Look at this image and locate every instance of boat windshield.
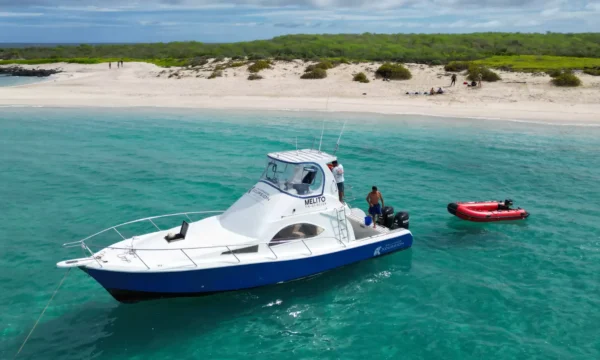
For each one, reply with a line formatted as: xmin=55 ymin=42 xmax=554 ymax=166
xmin=260 ymin=158 xmax=324 ymax=197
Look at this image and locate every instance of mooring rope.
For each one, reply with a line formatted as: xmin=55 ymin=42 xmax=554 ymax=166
xmin=14 ymin=268 xmax=71 ymax=358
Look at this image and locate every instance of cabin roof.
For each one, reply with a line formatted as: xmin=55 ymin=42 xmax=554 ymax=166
xmin=267 ymin=149 xmax=337 ymax=164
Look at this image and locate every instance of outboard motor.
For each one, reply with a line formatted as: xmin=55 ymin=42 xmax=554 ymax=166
xmin=379 ymin=206 xmax=395 ymax=227
xmin=498 ymin=199 xmax=514 ymax=210
xmin=392 ymin=212 xmax=410 ymax=229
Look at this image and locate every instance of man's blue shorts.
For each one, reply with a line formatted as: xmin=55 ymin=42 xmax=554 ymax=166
xmin=369 ymin=203 xmax=382 ymax=216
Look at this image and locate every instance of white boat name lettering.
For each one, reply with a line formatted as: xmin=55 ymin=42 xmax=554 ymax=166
xmin=374 ymin=240 xmax=405 ymax=256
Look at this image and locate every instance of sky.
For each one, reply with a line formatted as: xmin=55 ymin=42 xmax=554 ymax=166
xmin=0 ymin=0 xmax=598 ymax=43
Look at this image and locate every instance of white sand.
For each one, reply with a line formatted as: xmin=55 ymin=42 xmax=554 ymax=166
xmin=1 ymin=61 xmax=600 ymax=125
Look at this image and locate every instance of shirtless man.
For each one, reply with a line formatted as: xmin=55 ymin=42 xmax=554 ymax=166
xmin=366 ymin=186 xmax=384 ymax=228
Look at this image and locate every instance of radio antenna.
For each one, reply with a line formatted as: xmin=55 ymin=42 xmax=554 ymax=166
xmin=318 ymin=118 xmax=325 ymax=152
xmin=333 ymin=120 xmax=347 ymax=155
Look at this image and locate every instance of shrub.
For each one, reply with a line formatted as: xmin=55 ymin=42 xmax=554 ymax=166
xmin=546 ymin=69 xmax=562 ymax=78
xmin=247 ymin=53 xmax=268 ymax=60
xmin=248 ymin=60 xmax=271 ymax=73
xmin=353 ymin=72 xmax=370 ymax=83
xmin=583 ymin=68 xmax=600 ymax=76
xmin=551 ymin=72 xmax=581 ymax=87
xmin=208 ymin=70 xmax=222 ymax=79
xmin=228 ymin=61 xmax=246 ymax=68
xmin=467 ymin=64 xmax=501 ymax=82
xmin=187 ymin=57 xmax=209 ymax=67
xmin=248 ymin=74 xmax=263 ymax=80
xmin=212 ymin=55 xmax=225 ymax=63
xmin=274 ymin=55 xmax=294 ymax=61
xmin=375 ymin=63 xmax=412 ymax=80
xmin=444 ymin=61 xmax=470 ymax=72
xmin=301 ymin=68 xmax=327 ymax=79
xmin=305 ymin=61 xmax=334 ymax=72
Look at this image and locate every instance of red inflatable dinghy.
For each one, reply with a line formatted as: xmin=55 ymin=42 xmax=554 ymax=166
xmin=447 ymin=199 xmax=529 ymax=222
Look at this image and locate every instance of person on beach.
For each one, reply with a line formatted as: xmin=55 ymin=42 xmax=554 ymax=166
xmin=478 ymin=73 xmax=483 ymax=87
xmin=437 ymin=87 xmax=444 ymax=94
xmin=109 ymin=62 xmax=111 ymax=69
xmin=430 ymin=87 xmax=435 ymax=95
xmin=117 ymin=61 xmax=120 ymax=69
xmin=366 ymin=186 xmax=384 ymax=228
xmin=331 ymin=160 xmax=345 ymax=203
xmin=451 ymin=73 xmax=457 ymax=86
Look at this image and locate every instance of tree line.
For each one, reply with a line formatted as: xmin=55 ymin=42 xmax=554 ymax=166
xmin=1 ymin=33 xmax=599 ymax=64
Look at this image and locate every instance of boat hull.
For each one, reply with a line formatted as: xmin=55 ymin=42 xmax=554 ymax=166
xmin=84 ymin=232 xmax=413 ymax=303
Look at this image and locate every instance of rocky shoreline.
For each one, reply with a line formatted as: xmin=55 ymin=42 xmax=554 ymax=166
xmin=0 ymin=66 xmax=62 ymax=77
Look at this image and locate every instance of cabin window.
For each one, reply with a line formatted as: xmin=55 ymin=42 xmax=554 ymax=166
xmin=270 ymin=223 xmax=325 ymax=246
xmin=260 ymin=159 xmax=324 ymax=197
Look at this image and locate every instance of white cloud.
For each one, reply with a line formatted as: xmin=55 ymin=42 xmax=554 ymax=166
xmin=586 ymin=2 xmax=600 ymax=10
xmin=0 ymin=12 xmax=43 ymax=17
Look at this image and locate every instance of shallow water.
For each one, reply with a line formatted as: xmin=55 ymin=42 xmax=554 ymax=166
xmin=1 ymin=108 xmax=599 ymax=360
xmin=0 ymin=75 xmax=47 ymax=87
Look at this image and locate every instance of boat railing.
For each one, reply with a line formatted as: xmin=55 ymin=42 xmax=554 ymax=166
xmin=70 ymin=235 xmax=355 ymax=270
xmin=60 ymin=210 xmax=396 ymax=271
xmin=62 ymin=211 xmax=226 ymax=249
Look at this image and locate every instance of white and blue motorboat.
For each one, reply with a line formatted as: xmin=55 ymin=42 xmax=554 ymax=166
xmin=57 ymin=149 xmax=413 ymax=302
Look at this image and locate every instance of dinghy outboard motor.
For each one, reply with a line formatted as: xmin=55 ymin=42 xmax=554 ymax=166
xmin=498 ymin=199 xmax=514 ymax=210
xmin=379 ymin=206 xmax=395 ymax=227
xmin=392 ymin=212 xmax=410 ymax=229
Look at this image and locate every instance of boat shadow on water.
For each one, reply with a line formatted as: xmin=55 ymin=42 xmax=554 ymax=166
xmin=13 ymin=250 xmax=413 ymax=359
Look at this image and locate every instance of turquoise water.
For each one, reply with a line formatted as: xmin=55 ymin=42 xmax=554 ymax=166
xmin=1 ymin=108 xmax=599 ymax=359
xmin=0 ymin=75 xmax=46 ymax=87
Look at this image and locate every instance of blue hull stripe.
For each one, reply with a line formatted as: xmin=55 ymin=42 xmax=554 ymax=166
xmin=86 ymin=233 xmax=413 ymax=295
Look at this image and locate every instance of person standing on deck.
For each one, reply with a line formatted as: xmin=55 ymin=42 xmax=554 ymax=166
xmin=331 ymin=160 xmax=345 ymax=203
xmin=366 ymin=186 xmax=384 ymax=228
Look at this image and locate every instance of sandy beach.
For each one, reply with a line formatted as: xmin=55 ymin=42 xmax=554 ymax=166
xmin=1 ymin=61 xmax=599 ymax=125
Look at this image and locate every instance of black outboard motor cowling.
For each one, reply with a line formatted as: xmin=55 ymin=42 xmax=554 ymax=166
xmin=392 ymin=212 xmax=410 ymax=229
xmin=380 ymin=206 xmax=395 ymax=228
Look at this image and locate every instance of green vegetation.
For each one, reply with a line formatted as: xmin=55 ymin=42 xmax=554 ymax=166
xmin=228 ymin=61 xmax=246 ymax=68
xmin=301 ymin=68 xmax=327 ymax=79
xmin=375 ymin=63 xmax=412 ymax=80
xmin=353 ymin=72 xmax=370 ymax=83
xmin=1 ymin=33 xmax=600 ymax=67
xmin=551 ymin=72 xmax=582 ymax=87
xmin=247 ymin=74 xmax=263 ymax=80
xmin=208 ymin=70 xmax=222 ymax=79
xmin=248 ymin=60 xmax=271 ymax=73
xmin=583 ymin=68 xmax=600 ymax=76
xmin=474 ymin=55 xmax=600 ymax=72
xmin=546 ymin=69 xmax=563 ymax=77
xmin=305 ymin=60 xmax=334 ymax=72
xmin=466 ymin=64 xmax=501 ymax=82
xmin=444 ymin=61 xmax=470 ymax=72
